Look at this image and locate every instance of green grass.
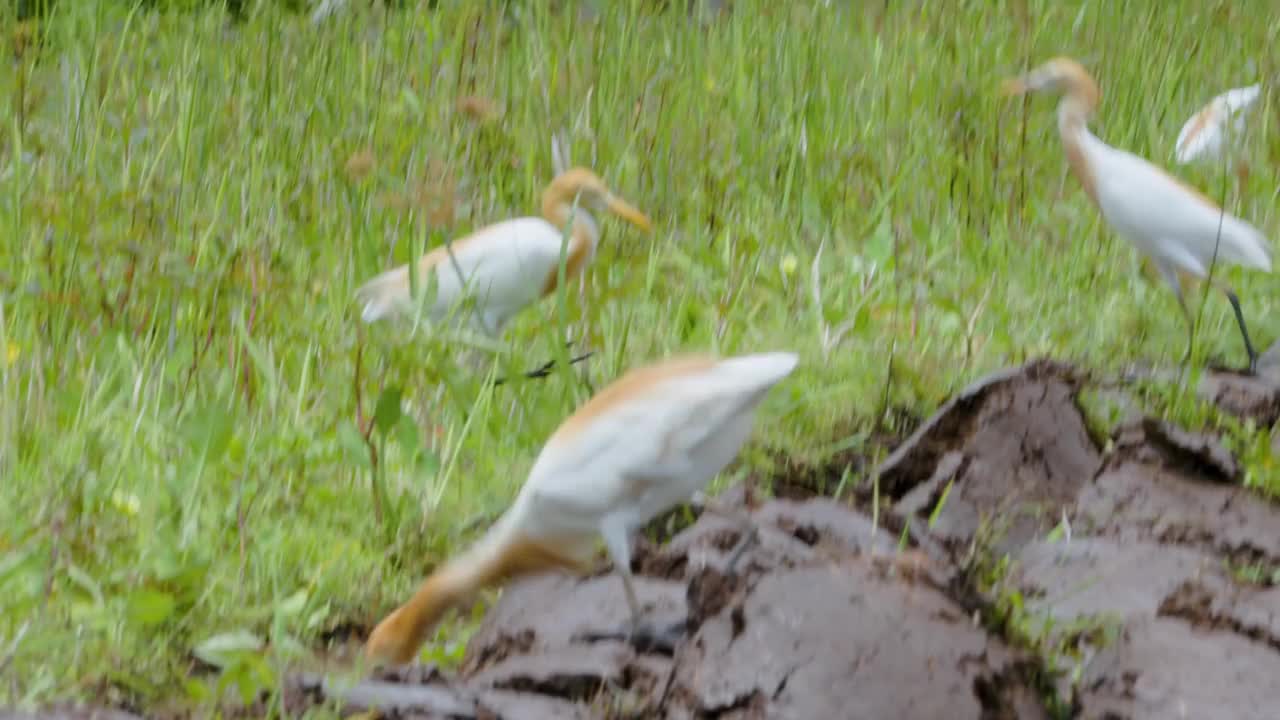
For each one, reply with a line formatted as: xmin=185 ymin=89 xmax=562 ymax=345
xmin=1 ymin=0 xmax=1278 ymax=712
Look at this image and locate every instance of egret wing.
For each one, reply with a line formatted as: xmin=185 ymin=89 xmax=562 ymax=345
xmin=519 ymin=357 xmax=795 ymax=534
xmin=434 ymin=218 xmax=565 ymax=307
xmin=1093 ymin=146 xmax=1269 ymax=270
xmin=517 ymin=394 xmax=685 ymax=534
xmin=1220 ymin=84 xmax=1262 ymax=113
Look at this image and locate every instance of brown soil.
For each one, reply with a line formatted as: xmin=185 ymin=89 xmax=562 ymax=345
xmin=11 ymin=358 xmax=1280 ymax=719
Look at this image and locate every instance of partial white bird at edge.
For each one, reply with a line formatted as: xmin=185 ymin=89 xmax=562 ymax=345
xmin=1174 ymin=83 xmax=1262 ymax=165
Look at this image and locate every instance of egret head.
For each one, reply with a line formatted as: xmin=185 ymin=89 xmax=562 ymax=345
xmin=1001 ymin=56 xmax=1100 ymax=113
xmin=543 ymin=167 xmax=652 ymax=232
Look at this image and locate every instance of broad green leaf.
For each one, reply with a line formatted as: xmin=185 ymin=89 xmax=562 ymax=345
xmin=394 ymin=413 xmax=421 ymax=455
xmin=192 ymin=629 xmax=264 ymax=669
xmin=182 ymin=403 xmax=234 ymax=460
xmin=416 ymin=448 xmax=442 ymax=478
xmin=337 ymin=420 xmax=372 ymax=470
xmin=66 ymin=562 xmax=104 ymax=606
xmin=373 ymin=386 xmax=404 ymax=436
xmin=183 ymin=679 xmax=211 ymax=703
xmin=127 ymin=589 xmax=176 ymax=627
xmin=275 ymin=589 xmax=308 ymax=618
xmin=863 ymin=208 xmax=894 ymax=272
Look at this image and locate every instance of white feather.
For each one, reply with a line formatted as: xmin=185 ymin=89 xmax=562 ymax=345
xmin=1081 ymin=130 xmax=1272 ymax=275
xmin=1175 ymin=84 xmax=1262 ymax=164
xmin=503 ymin=352 xmax=799 ymax=541
xmin=1220 ymin=84 xmax=1263 ymax=113
xmin=355 ymin=217 xmax=577 ymax=335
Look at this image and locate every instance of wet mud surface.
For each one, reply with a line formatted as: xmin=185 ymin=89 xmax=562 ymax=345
xmin=11 ymin=358 xmax=1280 ymax=719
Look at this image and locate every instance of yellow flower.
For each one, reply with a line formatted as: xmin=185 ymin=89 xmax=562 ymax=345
xmin=779 ymin=254 xmax=799 ymax=276
xmin=4 ymin=342 xmax=17 ymax=366
xmin=111 ymin=489 xmax=141 ymax=517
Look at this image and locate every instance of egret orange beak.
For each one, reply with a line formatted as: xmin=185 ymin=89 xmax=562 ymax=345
xmin=605 ymin=195 xmax=652 ymax=232
xmin=1000 ymin=76 xmax=1030 ymax=97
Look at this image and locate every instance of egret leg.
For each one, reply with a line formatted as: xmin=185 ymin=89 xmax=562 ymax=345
xmin=491 ymin=343 xmax=595 ymax=386
xmin=1216 ymin=282 xmax=1260 ymax=374
xmin=1176 ymin=291 xmax=1196 ymax=368
xmin=573 ymin=518 xmax=687 ymax=654
xmin=1156 ymin=262 xmax=1196 ymax=367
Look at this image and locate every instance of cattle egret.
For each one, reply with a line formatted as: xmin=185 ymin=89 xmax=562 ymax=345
xmin=1002 ymin=57 xmax=1273 ymax=371
xmin=355 ymin=167 xmax=651 ymax=336
xmin=363 ymin=351 xmax=800 ymax=666
xmin=1175 ymin=83 xmax=1262 ymax=166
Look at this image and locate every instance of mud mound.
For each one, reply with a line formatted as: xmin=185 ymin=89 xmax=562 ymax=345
xmin=879 ymin=359 xmax=1280 ymax=719
xmin=1013 ymin=539 xmax=1280 ymax=718
xmin=879 ymin=359 xmax=1101 ymax=558
xmin=261 ymin=359 xmax=1280 ymax=719
xmin=12 ymin=358 xmax=1280 ymax=719
xmin=283 ymin=498 xmax=1047 ymax=718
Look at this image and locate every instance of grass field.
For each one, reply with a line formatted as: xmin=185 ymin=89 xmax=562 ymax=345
xmin=2 ymin=0 xmax=1278 ymax=713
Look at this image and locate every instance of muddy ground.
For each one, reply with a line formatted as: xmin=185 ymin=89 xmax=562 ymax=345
xmin=8 ymin=357 xmax=1280 ymax=719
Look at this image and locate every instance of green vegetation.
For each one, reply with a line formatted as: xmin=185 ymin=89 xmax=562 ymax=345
xmin=1 ymin=0 xmax=1277 ymax=712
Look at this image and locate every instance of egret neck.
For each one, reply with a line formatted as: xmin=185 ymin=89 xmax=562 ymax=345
xmin=539 ymin=185 xmax=601 ymax=296
xmin=1054 ymin=73 xmax=1101 ymax=206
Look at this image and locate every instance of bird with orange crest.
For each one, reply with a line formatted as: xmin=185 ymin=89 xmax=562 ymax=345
xmin=363 ymin=351 xmax=799 ymax=666
xmin=355 ymin=149 xmax=652 ymax=381
xmin=1003 ymin=57 xmax=1272 ymax=372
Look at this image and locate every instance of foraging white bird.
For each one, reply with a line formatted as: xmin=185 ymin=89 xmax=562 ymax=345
xmin=1002 ymin=57 xmax=1273 ymax=371
xmin=355 ymin=167 xmax=651 ymax=336
xmin=363 ymin=351 xmax=800 ymax=666
xmin=1174 ymin=83 xmax=1262 ymax=166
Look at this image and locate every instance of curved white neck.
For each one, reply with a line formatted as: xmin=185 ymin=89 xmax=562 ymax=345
xmin=547 ymin=203 xmax=600 ymax=251
xmin=1056 ymin=96 xmax=1093 ymax=138
xmin=1055 ymin=97 xmax=1102 ymax=206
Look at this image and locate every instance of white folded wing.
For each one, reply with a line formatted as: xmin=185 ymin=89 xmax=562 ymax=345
xmin=504 ymin=352 xmax=800 ymax=539
xmin=356 ymin=217 xmax=568 ymax=331
xmin=1088 ymin=135 xmax=1271 ymax=274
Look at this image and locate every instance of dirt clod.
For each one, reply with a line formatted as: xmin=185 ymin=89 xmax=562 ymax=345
xmin=880 ymin=359 xmax=1101 ymax=557
xmin=1198 ymin=370 xmax=1280 ymax=425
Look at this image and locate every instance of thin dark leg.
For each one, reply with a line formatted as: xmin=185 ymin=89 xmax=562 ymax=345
xmin=1223 ymin=288 xmax=1260 ymax=374
xmin=492 ymin=343 xmax=595 ymax=386
xmin=625 ymin=616 xmax=689 ymax=655
xmin=1174 ymin=290 xmax=1195 ymax=368
xmin=572 ymin=571 xmax=688 ymax=655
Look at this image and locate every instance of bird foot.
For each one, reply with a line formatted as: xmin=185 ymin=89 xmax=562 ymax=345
xmin=574 ymin=617 xmax=688 ymax=655
xmin=1203 ymin=354 xmax=1259 ymax=377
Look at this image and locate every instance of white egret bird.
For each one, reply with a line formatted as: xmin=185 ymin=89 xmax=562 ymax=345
xmin=1175 ymin=83 xmax=1262 ymax=166
xmin=355 ymin=167 xmax=651 ymax=336
xmin=363 ymin=351 xmax=800 ymax=666
xmin=1002 ymin=57 xmax=1273 ymax=371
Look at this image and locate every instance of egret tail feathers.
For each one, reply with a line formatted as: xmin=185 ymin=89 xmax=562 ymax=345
xmin=354 ymin=265 xmax=413 ymax=323
xmin=715 ymin=351 xmax=801 ymax=390
xmin=1215 ymin=218 xmax=1273 ymax=272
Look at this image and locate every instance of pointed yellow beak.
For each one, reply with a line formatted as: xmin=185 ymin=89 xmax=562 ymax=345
xmin=605 ymin=194 xmax=652 ymax=232
xmin=1000 ymin=77 xmax=1030 ymax=97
